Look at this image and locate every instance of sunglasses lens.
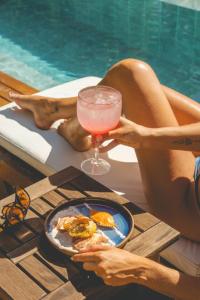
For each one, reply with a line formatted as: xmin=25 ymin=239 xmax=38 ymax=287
xmin=2 ymin=204 xmax=12 ymax=216
xmin=0 ymin=219 xmax=6 ymax=232
xmin=0 ymin=187 xmax=30 ymax=230
xmin=16 ymin=187 xmax=30 ymax=209
xmin=6 ymin=206 xmax=25 ymax=225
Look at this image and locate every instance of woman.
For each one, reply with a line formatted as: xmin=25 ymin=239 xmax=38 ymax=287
xmin=10 ymin=59 xmax=200 ymax=299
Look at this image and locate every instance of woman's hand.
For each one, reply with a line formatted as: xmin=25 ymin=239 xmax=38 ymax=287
xmin=72 ymin=245 xmax=148 ymax=286
xmin=100 ymin=117 xmax=150 ymax=152
xmin=72 ymin=246 xmax=200 ymax=300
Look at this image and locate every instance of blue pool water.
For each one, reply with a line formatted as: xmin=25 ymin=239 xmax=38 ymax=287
xmin=0 ymin=0 xmax=200 ymax=100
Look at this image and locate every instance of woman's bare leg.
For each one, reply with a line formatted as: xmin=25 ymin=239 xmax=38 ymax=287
xmin=162 ymin=85 xmax=200 ymax=125
xmin=58 ymin=118 xmax=91 ymax=152
xmin=10 ymin=70 xmax=200 ymax=153
xmin=100 ymin=59 xmax=200 ymax=241
xmin=10 ymin=76 xmax=200 ymax=127
xmin=10 ymin=93 xmax=77 ymax=129
xmin=161 ymin=86 xmax=200 ymax=157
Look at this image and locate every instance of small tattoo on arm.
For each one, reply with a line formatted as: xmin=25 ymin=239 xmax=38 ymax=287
xmin=52 ymin=103 xmax=59 ymax=113
xmin=172 ymin=138 xmax=200 ymax=146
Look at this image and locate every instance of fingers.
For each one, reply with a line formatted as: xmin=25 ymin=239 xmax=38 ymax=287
xmin=72 ymin=252 xmax=101 ymax=263
xmin=9 ymin=92 xmax=41 ymax=101
xmin=9 ymin=91 xmax=49 ymax=101
xmin=72 ymin=245 xmax=112 ymax=262
xmin=104 ymin=128 xmax=124 ymax=141
xmin=99 ymin=128 xmax=123 ymax=152
xmin=104 ymin=274 xmax=134 ymax=286
xmin=82 ymin=262 xmax=108 ymax=278
xmin=82 ymin=262 xmax=97 ymax=271
xmin=83 ymin=262 xmax=109 ymax=278
xmin=100 ymin=140 xmax=119 ymax=152
xmin=79 ymin=244 xmax=112 ymax=253
xmin=103 ymin=276 xmax=123 ymax=286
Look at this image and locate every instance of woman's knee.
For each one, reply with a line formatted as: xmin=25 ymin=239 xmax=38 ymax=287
xmin=106 ymin=58 xmax=152 ymax=83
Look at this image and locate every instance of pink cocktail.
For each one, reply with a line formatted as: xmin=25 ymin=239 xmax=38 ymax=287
xmin=77 ymin=85 xmax=122 ymax=175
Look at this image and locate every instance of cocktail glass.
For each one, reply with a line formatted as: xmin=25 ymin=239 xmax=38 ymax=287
xmin=77 ymin=85 xmax=122 ymax=175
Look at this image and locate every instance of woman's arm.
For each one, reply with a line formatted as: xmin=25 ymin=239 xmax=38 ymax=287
xmin=101 ymin=117 xmax=200 ymax=152
xmin=144 ymin=122 xmax=200 ymax=152
xmin=142 ymin=257 xmax=200 ymax=300
xmin=73 ymin=246 xmax=200 ymax=300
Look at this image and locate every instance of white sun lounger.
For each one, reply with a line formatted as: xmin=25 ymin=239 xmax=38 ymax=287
xmin=0 ymin=76 xmax=199 ymax=276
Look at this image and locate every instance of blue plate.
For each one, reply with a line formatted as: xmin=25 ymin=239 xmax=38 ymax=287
xmin=44 ymin=197 xmax=134 ymax=255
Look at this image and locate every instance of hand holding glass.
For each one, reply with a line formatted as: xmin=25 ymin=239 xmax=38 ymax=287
xmin=77 ymin=85 xmax=122 ymax=175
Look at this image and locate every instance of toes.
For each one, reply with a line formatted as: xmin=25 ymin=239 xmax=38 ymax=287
xmin=9 ymin=92 xmax=42 ymax=102
xmin=9 ymin=92 xmax=32 ymax=110
xmin=9 ymin=91 xmax=54 ymax=130
xmin=9 ymin=92 xmax=46 ymax=110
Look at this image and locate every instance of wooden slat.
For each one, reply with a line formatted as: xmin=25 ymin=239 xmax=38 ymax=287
xmin=0 ymin=166 xmax=82 ymax=208
xmin=57 ymin=182 xmax=86 ymax=200
xmin=129 ymin=227 xmax=141 ymax=239
xmin=7 ymin=237 xmax=39 ymax=264
xmin=123 ymin=201 xmax=142 ymax=214
xmin=0 ymin=180 xmax=10 ymax=199
xmin=37 ymin=234 xmax=81 ymax=282
xmin=0 ymin=82 xmax=13 ymax=101
xmin=42 ymin=281 xmax=84 ymax=300
xmin=71 ymin=174 xmax=129 ymax=205
xmin=30 ymin=198 xmax=53 ymax=217
xmin=0 ymin=252 xmax=45 ymax=300
xmin=18 ymin=254 xmax=64 ymax=292
xmin=0 ymin=71 xmax=38 ymax=95
xmin=42 ymin=190 xmax=68 ymax=207
xmin=8 ymin=235 xmax=81 ymax=283
xmin=10 ymin=223 xmax=35 ymax=243
xmin=133 ymin=212 xmax=160 ymax=231
xmin=0 ymin=160 xmax=33 ymax=187
xmin=0 ymin=287 xmax=13 ymax=300
xmin=35 ymin=252 xmax=80 ymax=282
xmin=0 ymin=148 xmax=43 ymax=181
xmin=0 ymin=231 xmax=20 ymax=253
xmin=35 ymin=252 xmax=69 ymax=281
xmin=27 ymin=166 xmax=82 ymax=200
xmin=0 ymin=96 xmax=9 ymax=106
xmin=25 ymin=209 xmax=44 ymax=234
xmin=0 ymin=145 xmax=43 ymax=183
xmin=124 ymin=222 xmax=179 ymax=257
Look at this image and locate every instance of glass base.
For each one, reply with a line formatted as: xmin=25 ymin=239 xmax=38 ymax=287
xmin=81 ymin=158 xmax=110 ymax=176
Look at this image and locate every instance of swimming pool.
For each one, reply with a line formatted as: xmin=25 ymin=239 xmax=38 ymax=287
xmin=0 ymin=0 xmax=200 ymax=100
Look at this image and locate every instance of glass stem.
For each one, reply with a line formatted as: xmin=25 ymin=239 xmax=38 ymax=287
xmin=94 ymin=145 xmax=100 ymax=163
xmin=93 ymin=135 xmax=102 ymax=164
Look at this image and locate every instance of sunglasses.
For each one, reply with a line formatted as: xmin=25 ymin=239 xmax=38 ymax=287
xmin=0 ymin=187 xmax=30 ymax=232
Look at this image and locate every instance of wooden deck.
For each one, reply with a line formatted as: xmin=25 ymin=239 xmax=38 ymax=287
xmin=0 ymin=71 xmax=44 ymax=199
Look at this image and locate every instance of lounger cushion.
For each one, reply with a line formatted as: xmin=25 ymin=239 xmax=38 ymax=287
xmin=0 ymin=76 xmax=199 ymax=276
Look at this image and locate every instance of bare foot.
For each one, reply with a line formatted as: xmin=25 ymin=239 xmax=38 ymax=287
xmin=9 ymin=92 xmax=58 ymax=129
xmin=58 ymin=117 xmax=91 ymax=152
